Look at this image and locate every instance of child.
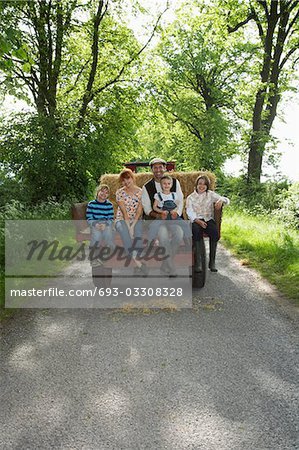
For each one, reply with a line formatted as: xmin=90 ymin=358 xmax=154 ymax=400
xmin=86 ymin=184 xmax=115 ymax=267
xmin=186 ymin=175 xmax=229 ymax=272
xmin=147 ymin=174 xmax=192 ymax=244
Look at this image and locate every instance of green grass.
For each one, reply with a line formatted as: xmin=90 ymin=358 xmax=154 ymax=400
xmin=0 ymin=200 xmax=74 ymax=317
xmin=221 ymin=209 xmax=299 ymax=304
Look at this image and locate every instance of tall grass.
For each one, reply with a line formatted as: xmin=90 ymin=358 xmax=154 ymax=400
xmin=0 ymin=200 xmax=73 ymax=313
xmin=221 ymin=209 xmax=299 ymax=303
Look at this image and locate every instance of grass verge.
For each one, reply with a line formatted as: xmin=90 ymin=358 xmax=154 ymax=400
xmin=0 ymin=200 xmax=75 ymax=319
xmin=221 ymin=209 xmax=299 ymax=305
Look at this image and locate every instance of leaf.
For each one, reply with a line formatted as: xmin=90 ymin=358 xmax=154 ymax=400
xmin=22 ymin=62 xmax=31 ymax=73
xmin=0 ymin=36 xmax=12 ymax=55
xmin=14 ymin=47 xmax=27 ymax=60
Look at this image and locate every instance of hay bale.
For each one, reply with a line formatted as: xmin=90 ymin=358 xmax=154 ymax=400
xmin=169 ymin=171 xmax=216 ymax=197
xmin=100 ymin=170 xmax=216 ymax=207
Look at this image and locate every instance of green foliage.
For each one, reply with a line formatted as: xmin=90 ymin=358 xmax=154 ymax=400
xmin=0 ymin=0 xmax=77 ymax=105
xmin=0 ymin=199 xmax=73 ymax=310
xmin=0 ymin=0 xmax=150 ymax=205
xmin=1 ymin=199 xmax=72 ymax=221
xmin=0 ymin=84 xmax=143 ymax=204
xmin=0 ymin=0 xmax=299 ymax=202
xmin=221 ymin=209 xmax=299 ymax=302
xmin=222 ymin=175 xmax=288 ymax=211
xmin=219 ymin=176 xmax=299 ymax=230
xmin=0 ymin=114 xmax=90 ymax=203
xmin=59 ymin=11 xmax=141 ymax=123
xmin=272 ymin=182 xmax=299 ymax=229
xmin=144 ymin=6 xmax=252 ymax=171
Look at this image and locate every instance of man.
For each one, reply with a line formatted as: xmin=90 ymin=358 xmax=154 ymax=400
xmin=141 ymin=158 xmax=185 ymax=275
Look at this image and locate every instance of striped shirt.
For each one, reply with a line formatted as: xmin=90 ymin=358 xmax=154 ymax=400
xmin=86 ymin=199 xmax=114 ymax=226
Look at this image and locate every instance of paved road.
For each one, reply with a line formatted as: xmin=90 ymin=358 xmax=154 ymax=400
xmin=1 ymin=245 xmax=298 ymax=449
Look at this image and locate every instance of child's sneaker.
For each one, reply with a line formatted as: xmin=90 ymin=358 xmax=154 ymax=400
xmin=90 ymin=258 xmax=103 ymax=267
xmin=133 ymin=263 xmax=149 ymax=277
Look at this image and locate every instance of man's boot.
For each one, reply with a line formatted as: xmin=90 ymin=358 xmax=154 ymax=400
xmin=160 ymin=242 xmax=172 ymax=274
xmin=169 ymin=240 xmax=182 ymax=277
xmin=209 ymin=240 xmax=218 ymax=272
xmin=194 ymin=240 xmax=202 ymax=273
xmin=183 ymin=236 xmax=192 ymax=250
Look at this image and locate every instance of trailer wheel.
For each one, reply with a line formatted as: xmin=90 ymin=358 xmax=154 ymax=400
xmin=92 ymin=266 xmax=112 ymax=288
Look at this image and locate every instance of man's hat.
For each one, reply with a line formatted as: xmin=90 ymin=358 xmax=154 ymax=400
xmin=149 ymin=157 xmax=166 ymax=167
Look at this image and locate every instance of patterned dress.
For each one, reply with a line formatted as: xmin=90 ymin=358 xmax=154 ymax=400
xmin=115 ymin=187 xmax=142 ymax=222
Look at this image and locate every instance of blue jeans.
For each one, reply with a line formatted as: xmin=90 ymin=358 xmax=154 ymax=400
xmin=90 ymin=224 xmax=115 ymax=249
xmin=156 ymin=222 xmax=184 ymax=258
xmin=115 ymin=220 xmax=143 ymax=255
xmin=148 ymin=218 xmax=191 ymax=242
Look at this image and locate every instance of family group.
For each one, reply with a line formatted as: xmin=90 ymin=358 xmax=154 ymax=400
xmin=86 ymin=158 xmax=230 ymax=276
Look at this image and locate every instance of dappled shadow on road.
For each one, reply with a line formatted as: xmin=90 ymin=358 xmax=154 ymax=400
xmin=1 ymin=293 xmax=298 ymax=450
xmin=1 ymin=246 xmax=298 ymax=449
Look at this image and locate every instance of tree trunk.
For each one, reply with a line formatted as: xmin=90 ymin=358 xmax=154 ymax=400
xmin=33 ymin=1 xmax=49 ymax=116
xmin=76 ymin=0 xmax=107 ymax=132
xmin=25 ymin=0 xmax=74 ymax=118
xmin=48 ymin=1 xmax=64 ymax=117
xmin=247 ymin=1 xmax=279 ymax=183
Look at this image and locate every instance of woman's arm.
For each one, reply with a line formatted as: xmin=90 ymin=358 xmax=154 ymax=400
xmin=116 ymin=189 xmax=130 ymax=222
xmin=117 ymin=200 xmax=130 ymax=222
xmin=132 ymin=200 xmax=144 ymax=222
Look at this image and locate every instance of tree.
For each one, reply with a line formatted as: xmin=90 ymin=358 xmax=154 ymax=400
xmin=0 ymin=0 xmax=165 ymax=128
xmin=226 ymin=0 xmax=299 ymax=182
xmin=0 ymin=0 xmax=78 ymax=117
xmin=150 ymin=10 xmax=246 ymax=172
xmin=0 ymin=0 xmax=167 ymax=201
xmin=0 ymin=80 xmax=146 ymax=203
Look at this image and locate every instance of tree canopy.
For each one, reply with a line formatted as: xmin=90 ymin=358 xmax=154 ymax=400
xmin=1 ymin=0 xmax=299 ymax=204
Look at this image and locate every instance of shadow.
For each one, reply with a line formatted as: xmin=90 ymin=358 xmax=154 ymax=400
xmin=1 ymin=289 xmax=298 ymax=449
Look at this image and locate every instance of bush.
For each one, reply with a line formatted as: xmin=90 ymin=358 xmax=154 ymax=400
xmin=0 ymin=114 xmax=94 ymax=204
xmin=219 ymin=176 xmax=289 ymax=213
xmin=271 ymin=182 xmax=299 ymax=229
xmin=0 ymin=200 xmax=73 ymax=310
xmin=0 ymin=198 xmax=72 ymax=262
xmin=221 ymin=209 xmax=299 ymax=302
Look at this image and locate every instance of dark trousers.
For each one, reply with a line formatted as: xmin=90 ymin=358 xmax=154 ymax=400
xmin=192 ymin=220 xmax=219 ymax=242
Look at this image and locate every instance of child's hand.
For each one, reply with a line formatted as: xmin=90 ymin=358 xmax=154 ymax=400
xmin=170 ymin=210 xmax=178 ymax=219
xmin=96 ymin=223 xmax=106 ymax=231
xmin=128 ymin=222 xmax=135 ymax=238
xmin=160 ymin=211 xmax=168 ymax=220
xmin=195 ymin=219 xmax=207 ymax=229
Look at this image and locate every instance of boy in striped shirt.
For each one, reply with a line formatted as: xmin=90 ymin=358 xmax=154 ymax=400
xmin=86 ymin=184 xmax=115 ymax=266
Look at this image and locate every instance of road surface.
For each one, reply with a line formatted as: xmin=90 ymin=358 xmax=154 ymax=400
xmin=1 ymin=244 xmax=298 ymax=449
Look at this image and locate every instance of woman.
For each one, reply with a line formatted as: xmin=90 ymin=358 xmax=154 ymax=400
xmin=186 ymin=175 xmax=229 ymax=272
xmin=115 ymin=168 xmax=148 ymax=276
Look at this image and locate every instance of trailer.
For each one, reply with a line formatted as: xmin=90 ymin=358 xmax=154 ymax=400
xmin=71 ymin=163 xmax=222 ymax=289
